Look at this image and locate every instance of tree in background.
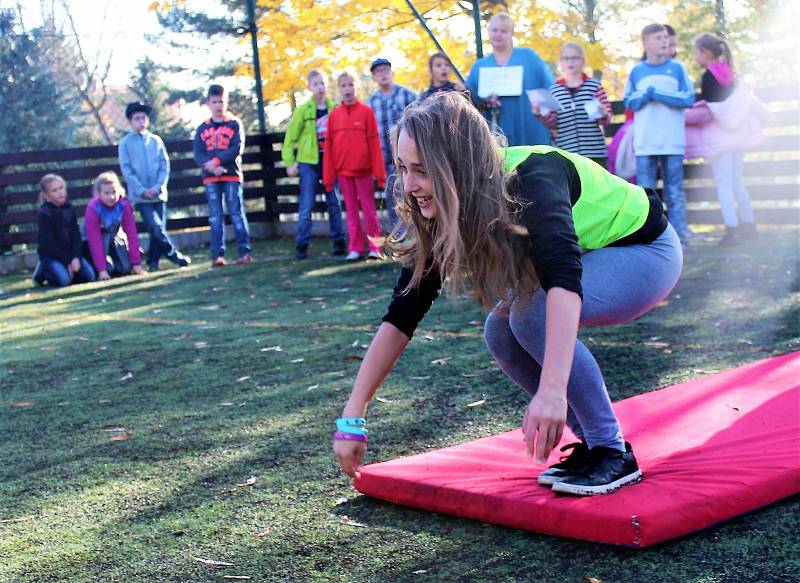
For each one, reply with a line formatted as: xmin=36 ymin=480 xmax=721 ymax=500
xmin=127 ymin=57 xmax=190 ymax=141
xmin=0 ymin=9 xmax=83 ymax=153
xmin=149 ymin=0 xmax=611 ymax=113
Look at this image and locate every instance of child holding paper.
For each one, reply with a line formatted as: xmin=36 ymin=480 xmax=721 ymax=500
xmin=533 ymin=42 xmax=611 ymax=168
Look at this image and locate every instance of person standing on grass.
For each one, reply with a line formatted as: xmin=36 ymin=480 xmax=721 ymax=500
xmin=685 ymin=33 xmax=770 ymax=246
xmin=465 ymin=12 xmax=554 ymax=147
xmin=282 ymin=70 xmax=347 ymax=260
xmin=624 ymin=23 xmax=694 ymax=247
xmin=33 ymin=174 xmax=96 ymax=287
xmin=193 ymin=84 xmax=253 ymax=267
xmin=368 ymin=58 xmax=417 ymax=235
xmin=333 ymin=93 xmax=682 ymax=496
xmin=323 ymin=72 xmax=386 ymax=261
xmin=118 ymin=101 xmax=191 ymax=272
xmin=533 ymin=42 xmax=612 ymax=168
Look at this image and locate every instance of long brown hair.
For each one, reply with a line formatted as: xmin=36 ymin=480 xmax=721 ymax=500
xmin=389 ymin=92 xmax=538 ymax=310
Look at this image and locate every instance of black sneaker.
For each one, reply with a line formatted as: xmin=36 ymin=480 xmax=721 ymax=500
xmin=551 ymin=442 xmax=642 ymax=496
xmin=331 ymin=240 xmax=346 ymax=256
xmin=296 ymin=245 xmax=308 ymax=260
xmin=719 ymin=226 xmax=742 ymax=247
xmin=537 ymin=441 xmax=589 ymax=486
xmin=168 ymin=252 xmax=191 ymax=267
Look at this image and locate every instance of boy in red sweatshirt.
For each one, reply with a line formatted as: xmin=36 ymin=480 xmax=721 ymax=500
xmin=323 ymin=72 xmax=386 ymax=260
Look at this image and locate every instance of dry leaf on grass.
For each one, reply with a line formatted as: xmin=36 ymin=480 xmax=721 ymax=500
xmin=344 ymin=354 xmax=363 ymax=361
xmin=291 ymin=358 xmax=305 ymax=363
xmin=410 ymin=376 xmax=431 ymax=381
xmin=340 ymin=515 xmax=368 ymax=527
xmin=236 ymin=376 xmax=251 ymax=382
xmin=252 ymin=528 xmax=270 ymax=538
xmin=109 ymin=432 xmax=133 ymax=442
xmin=260 ymin=346 xmax=283 ymax=352
xmin=375 ymin=396 xmax=393 ymax=403
xmin=101 ymin=427 xmax=127 ymax=433
xmin=191 ymin=556 xmax=234 ymax=568
xmin=120 ymin=371 xmax=134 ymax=381
xmin=306 ymin=384 xmax=319 ymax=391
xmin=0 ymin=516 xmax=32 ymax=523
xmin=9 ymin=402 xmax=34 ymax=408
xmin=466 ymin=399 xmax=486 ymax=408
xmin=430 ymin=357 xmax=451 ymax=366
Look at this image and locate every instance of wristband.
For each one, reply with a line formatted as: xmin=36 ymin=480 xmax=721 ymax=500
xmin=336 ymin=419 xmax=368 ymax=435
xmin=337 ymin=417 xmax=366 ymax=427
xmin=333 ymin=431 xmax=368 ymax=443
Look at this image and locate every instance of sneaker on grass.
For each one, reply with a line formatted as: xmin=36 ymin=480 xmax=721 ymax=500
xmin=537 ymin=441 xmax=589 ymax=486
xmin=345 ymin=251 xmax=362 ymax=261
xmin=551 ymin=442 xmax=642 ymax=496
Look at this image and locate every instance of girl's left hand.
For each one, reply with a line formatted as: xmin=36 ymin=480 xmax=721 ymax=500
xmin=132 ymin=265 xmax=144 ymax=275
xmin=69 ymin=258 xmax=80 ymax=275
xmin=523 ymin=390 xmax=567 ymax=464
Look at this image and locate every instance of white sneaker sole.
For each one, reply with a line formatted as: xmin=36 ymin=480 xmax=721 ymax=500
xmin=551 ymin=470 xmax=643 ymax=496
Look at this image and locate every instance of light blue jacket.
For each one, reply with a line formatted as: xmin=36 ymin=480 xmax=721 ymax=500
xmin=118 ymin=130 xmax=170 ymax=204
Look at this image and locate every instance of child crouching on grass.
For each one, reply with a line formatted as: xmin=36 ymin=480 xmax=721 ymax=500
xmin=33 ymin=174 xmax=96 ymax=287
xmin=84 ymin=171 xmax=144 ymax=281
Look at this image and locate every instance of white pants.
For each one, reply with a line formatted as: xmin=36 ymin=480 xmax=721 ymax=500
xmin=710 ymin=151 xmax=754 ymax=227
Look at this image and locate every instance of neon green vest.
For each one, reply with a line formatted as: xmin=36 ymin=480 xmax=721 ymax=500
xmin=502 ymin=145 xmax=650 ymax=249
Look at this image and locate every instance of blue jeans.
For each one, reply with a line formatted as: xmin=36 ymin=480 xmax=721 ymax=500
xmin=484 ymin=225 xmax=683 ymax=450
xmin=205 ymin=181 xmax=251 ymax=259
xmin=383 ymin=164 xmax=400 ymax=231
xmin=296 ymin=162 xmax=345 ymax=248
xmin=137 ymin=202 xmax=178 ymax=268
xmin=36 ymin=257 xmax=96 ymax=287
xmin=636 ymin=155 xmax=688 ymax=243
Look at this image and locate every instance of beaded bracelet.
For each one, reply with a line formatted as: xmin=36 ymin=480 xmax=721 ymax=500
xmin=333 ymin=430 xmax=368 ymax=443
xmin=336 ymin=419 xmax=368 ymax=435
xmin=337 ymin=417 xmax=366 ymax=427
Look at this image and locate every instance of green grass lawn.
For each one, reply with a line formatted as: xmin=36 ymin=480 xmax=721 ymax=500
xmin=1 ymin=228 xmax=798 ymax=583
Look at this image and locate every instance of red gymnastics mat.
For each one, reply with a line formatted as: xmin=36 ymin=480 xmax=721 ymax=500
xmin=354 ymin=352 xmax=800 ymax=547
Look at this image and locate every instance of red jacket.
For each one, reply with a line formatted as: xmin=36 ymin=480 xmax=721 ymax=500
xmin=322 ymin=100 xmax=385 ymax=191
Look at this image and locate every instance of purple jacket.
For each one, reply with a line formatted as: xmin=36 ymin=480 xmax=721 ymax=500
xmin=84 ymin=197 xmax=142 ymax=273
xmin=685 ymin=85 xmax=772 ymax=159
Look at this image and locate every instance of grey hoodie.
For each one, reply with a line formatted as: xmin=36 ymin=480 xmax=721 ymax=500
xmin=118 ymin=130 xmax=170 ymax=204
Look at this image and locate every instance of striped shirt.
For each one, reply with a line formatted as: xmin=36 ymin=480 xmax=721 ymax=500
xmin=541 ymin=75 xmax=610 ymax=159
xmin=369 ymin=84 xmax=417 ymax=169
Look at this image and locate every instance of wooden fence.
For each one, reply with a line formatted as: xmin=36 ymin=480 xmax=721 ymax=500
xmin=1 ymin=85 xmax=797 ymax=252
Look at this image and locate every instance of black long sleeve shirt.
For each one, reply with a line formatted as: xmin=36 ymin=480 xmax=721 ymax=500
xmin=37 ymin=201 xmax=83 ymax=265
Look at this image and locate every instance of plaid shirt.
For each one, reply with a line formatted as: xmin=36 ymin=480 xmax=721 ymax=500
xmin=369 ymin=84 xmax=417 ymax=168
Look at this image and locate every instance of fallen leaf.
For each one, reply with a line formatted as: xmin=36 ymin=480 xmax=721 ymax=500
xmin=236 ymin=376 xmax=251 ymax=382
xmin=120 ymin=371 xmax=134 ymax=381
xmin=236 ymin=476 xmax=257 ymax=487
xmin=340 ymin=515 xmax=368 ymax=528
xmin=351 ymin=339 xmax=359 ymax=347
xmin=252 ymin=528 xmax=270 ymax=538
xmin=152 ymin=308 xmax=163 ymax=314
xmin=202 ymin=304 xmax=221 ymax=311
xmin=656 ymin=300 xmax=670 ymax=307
xmin=375 ymin=396 xmax=392 ymax=403
xmin=194 ymin=341 xmax=208 ymax=349
xmin=219 ymin=402 xmax=234 ymax=407
xmin=260 ymin=346 xmax=283 ymax=352
xmin=466 ymin=399 xmax=486 ymax=408
xmin=76 ymin=336 xmax=90 ymax=341
xmin=9 ymin=401 xmax=34 ymax=408
xmin=411 ymin=376 xmax=431 ymax=380
xmin=101 ymin=427 xmax=127 ymax=433
xmin=413 ymin=570 xmax=428 ymax=575
xmin=307 ymin=384 xmax=319 ymax=391
xmin=461 ymin=373 xmax=477 ymax=378
xmin=191 ymin=556 xmax=234 ymax=568
xmin=344 ymin=354 xmax=363 ymax=361
xmin=109 ymin=432 xmax=133 ymax=442
xmin=0 ymin=516 xmax=32 ymax=523
xmin=98 ymin=399 xmax=111 ymax=404
xmin=430 ymin=357 xmax=451 ymax=366
xmin=291 ymin=358 xmax=305 ymax=363
xmin=643 ymin=341 xmax=670 ymax=349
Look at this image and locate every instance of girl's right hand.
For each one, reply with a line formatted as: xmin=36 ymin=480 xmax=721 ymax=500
xmin=98 ymin=270 xmax=111 ymax=281
xmin=286 ymin=164 xmax=299 ymax=178
xmin=333 ymin=438 xmax=367 ymax=478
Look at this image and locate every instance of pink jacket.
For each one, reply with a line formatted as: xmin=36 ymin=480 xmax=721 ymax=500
xmin=84 ymin=197 xmax=142 ymax=272
xmin=684 ymin=85 xmax=772 ymax=159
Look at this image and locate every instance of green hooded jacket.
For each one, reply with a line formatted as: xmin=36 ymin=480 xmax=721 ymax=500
xmin=281 ymin=96 xmax=336 ymax=166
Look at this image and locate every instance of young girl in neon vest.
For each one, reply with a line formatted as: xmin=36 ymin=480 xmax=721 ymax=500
xmin=84 ymin=171 xmax=145 ymax=281
xmin=333 ymin=92 xmax=683 ymax=496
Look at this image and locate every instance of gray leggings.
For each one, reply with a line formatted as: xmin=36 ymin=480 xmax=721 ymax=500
xmin=484 ymin=225 xmax=683 ymax=450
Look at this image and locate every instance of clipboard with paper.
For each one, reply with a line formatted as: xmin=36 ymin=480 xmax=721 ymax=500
xmin=526 ymin=89 xmax=562 ymax=116
xmin=477 ymin=66 xmax=524 ymax=98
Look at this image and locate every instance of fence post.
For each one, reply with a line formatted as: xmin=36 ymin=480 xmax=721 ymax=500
xmin=260 ymin=133 xmax=278 ymax=232
xmin=0 ymin=165 xmax=10 ymax=254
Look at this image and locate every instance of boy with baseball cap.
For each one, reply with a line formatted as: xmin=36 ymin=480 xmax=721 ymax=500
xmin=118 ymin=101 xmax=190 ymax=270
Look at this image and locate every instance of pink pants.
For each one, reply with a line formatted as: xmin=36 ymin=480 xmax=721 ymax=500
xmin=338 ymin=175 xmax=381 ymax=254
